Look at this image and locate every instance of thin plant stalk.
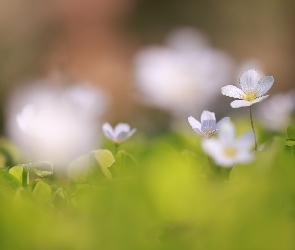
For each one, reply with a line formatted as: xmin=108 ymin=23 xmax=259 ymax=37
xmin=114 ymin=143 xmax=119 ymax=155
xmin=249 ymin=106 xmax=257 ymax=151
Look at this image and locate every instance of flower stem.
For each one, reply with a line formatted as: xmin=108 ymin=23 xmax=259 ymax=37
xmin=249 ymin=106 xmax=257 ymax=151
xmin=114 ymin=143 xmax=119 ymax=155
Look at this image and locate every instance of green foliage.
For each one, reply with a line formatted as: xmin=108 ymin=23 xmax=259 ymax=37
xmin=9 ymin=166 xmax=28 ymax=186
xmin=287 ymin=126 xmax=295 ymax=139
xmin=68 ymin=149 xmax=115 ymax=183
xmin=1 ymin=127 xmax=295 ymax=249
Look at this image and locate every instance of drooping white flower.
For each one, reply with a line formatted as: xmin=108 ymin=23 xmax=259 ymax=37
xmin=257 ymin=91 xmax=295 ymax=131
xmin=201 ymin=122 xmax=254 ymax=167
xmin=102 ymin=123 xmax=136 ymax=144
xmin=188 ymin=110 xmax=230 ymax=138
xmin=221 ymin=69 xmax=274 ymax=108
xmin=134 ymin=28 xmax=234 ymax=117
xmin=6 ymin=79 xmax=108 ymax=168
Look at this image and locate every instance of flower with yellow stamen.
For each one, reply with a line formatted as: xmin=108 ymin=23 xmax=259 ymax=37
xmin=202 ymin=122 xmax=254 ymax=167
xmin=221 ymin=69 xmax=274 ymax=108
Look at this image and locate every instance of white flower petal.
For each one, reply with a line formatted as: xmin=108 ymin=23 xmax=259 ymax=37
xmin=102 ymin=123 xmax=115 ymax=140
xmin=230 ymin=100 xmax=252 ymax=108
xmin=239 ymin=69 xmax=259 ymax=92
xmin=194 ymin=128 xmax=206 ymax=137
xmin=201 ymin=110 xmax=216 ymax=123
xmin=201 ymin=139 xmax=223 ymax=156
xmin=117 ymin=131 xmax=129 ymax=142
xmin=188 ymin=116 xmax=201 ymax=130
xmin=255 ymin=76 xmax=274 ymax=97
xmin=128 ymin=128 xmax=137 ymax=138
xmin=201 ymin=120 xmax=217 ymax=132
xmin=235 ymin=151 xmax=254 ymax=164
xmin=221 ymin=85 xmax=244 ymax=99
xmin=114 ymin=123 xmax=130 ymax=137
xmin=251 ymin=95 xmax=269 ymax=104
xmin=216 ymin=117 xmax=230 ymax=129
xmin=218 ymin=122 xmax=235 ymax=142
xmin=237 ymin=131 xmax=255 ymax=150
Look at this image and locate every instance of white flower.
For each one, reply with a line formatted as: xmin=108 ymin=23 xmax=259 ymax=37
xmin=201 ymin=123 xmax=254 ymax=167
xmin=102 ymin=123 xmax=136 ymax=144
xmin=6 ymin=79 xmax=108 ymax=168
xmin=188 ymin=110 xmax=230 ymax=138
xmin=134 ymin=28 xmax=234 ymax=117
xmin=221 ymin=69 xmax=274 ymax=108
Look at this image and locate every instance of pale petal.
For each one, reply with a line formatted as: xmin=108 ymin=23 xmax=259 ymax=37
xmin=237 ymin=131 xmax=255 ymax=150
xmin=193 ymin=128 xmax=206 ymax=137
xmin=201 ymin=120 xmax=217 ymax=132
xmin=117 ymin=128 xmax=136 ymax=143
xmin=255 ymin=76 xmax=274 ymax=97
xmin=201 ymin=110 xmax=216 ymax=123
xmin=239 ymin=69 xmax=259 ymax=92
xmin=218 ymin=122 xmax=235 ymax=142
xmin=201 ymin=139 xmax=233 ymax=166
xmin=221 ymin=85 xmax=244 ymax=99
xmin=251 ymin=95 xmax=269 ymax=104
xmin=216 ymin=117 xmax=230 ymax=129
xmin=114 ymin=123 xmax=130 ymax=137
xmin=230 ymin=100 xmax=252 ymax=108
xmin=188 ymin=116 xmax=201 ymax=130
xmin=128 ymin=128 xmax=137 ymax=137
xmin=201 ymin=139 xmax=223 ymax=156
xmin=235 ymin=151 xmax=254 ymax=164
xmin=102 ymin=123 xmax=115 ymax=140
xmin=116 ymin=131 xmax=129 ymax=142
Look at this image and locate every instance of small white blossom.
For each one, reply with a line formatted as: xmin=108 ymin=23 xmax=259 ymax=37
xmin=102 ymin=123 xmax=136 ymax=144
xmin=188 ymin=110 xmax=230 ymax=138
xmin=221 ymin=69 xmax=274 ymax=108
xmin=202 ymin=123 xmax=254 ymax=167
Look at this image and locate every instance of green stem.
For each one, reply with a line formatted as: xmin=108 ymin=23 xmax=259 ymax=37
xmin=250 ymin=106 xmax=257 ymax=151
xmin=114 ymin=143 xmax=119 ymax=155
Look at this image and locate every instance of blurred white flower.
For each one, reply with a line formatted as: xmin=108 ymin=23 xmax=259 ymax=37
xmin=221 ymin=69 xmax=274 ymax=108
xmin=63 ymin=82 xmax=109 ymax=119
xmin=6 ymin=79 xmax=108 ymax=168
xmin=188 ymin=110 xmax=230 ymax=138
xmin=134 ymin=28 xmax=234 ymax=117
xmin=257 ymin=91 xmax=295 ymax=131
xmin=202 ymin=122 xmax=254 ymax=167
xmin=102 ymin=123 xmax=136 ymax=144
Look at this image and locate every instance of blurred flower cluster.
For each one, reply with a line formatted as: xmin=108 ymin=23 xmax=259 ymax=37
xmin=134 ymin=28 xmax=234 ymax=118
xmin=6 ymin=78 xmax=108 ymax=169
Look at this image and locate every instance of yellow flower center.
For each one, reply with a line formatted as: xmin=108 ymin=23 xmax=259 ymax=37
xmin=224 ymin=147 xmax=237 ymax=158
xmin=241 ymin=91 xmax=258 ymax=101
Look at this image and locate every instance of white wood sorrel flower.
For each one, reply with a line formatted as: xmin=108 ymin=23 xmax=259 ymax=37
xmin=202 ymin=122 xmax=254 ymax=167
xmin=221 ymin=69 xmax=274 ymax=108
xmin=188 ymin=110 xmax=230 ymax=138
xmin=102 ymin=123 xmax=136 ymax=144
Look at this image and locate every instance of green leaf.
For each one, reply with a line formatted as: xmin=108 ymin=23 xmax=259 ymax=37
xmin=32 ymin=179 xmax=51 ymax=202
xmin=29 ymin=168 xmax=53 ymax=178
xmin=8 ymin=166 xmax=29 ymax=186
xmin=287 ymin=126 xmax=295 ymax=139
xmin=111 ymin=150 xmax=138 ymax=178
xmin=285 ymin=139 xmax=295 ymax=147
xmin=0 ymin=171 xmax=21 ymax=197
xmin=93 ymin=149 xmax=115 ymax=180
xmin=68 ymin=154 xmax=92 ymax=183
